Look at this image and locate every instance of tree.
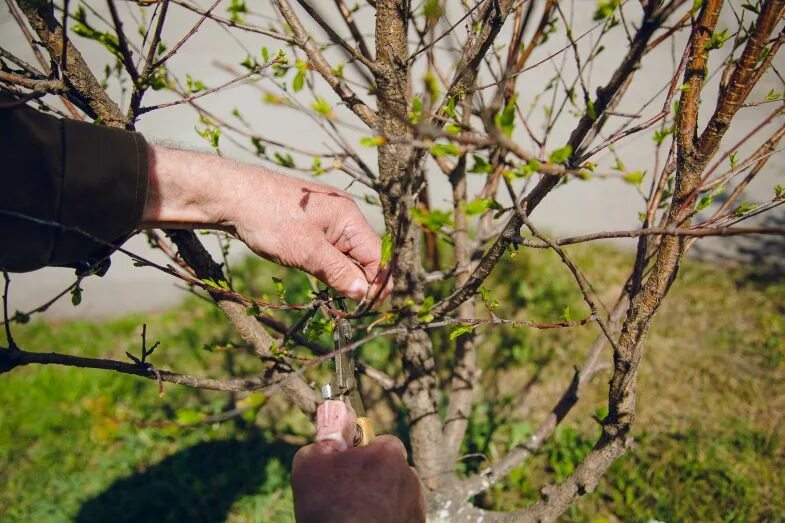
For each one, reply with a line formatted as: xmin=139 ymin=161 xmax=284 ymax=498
xmin=1 ymin=0 xmax=784 ymax=520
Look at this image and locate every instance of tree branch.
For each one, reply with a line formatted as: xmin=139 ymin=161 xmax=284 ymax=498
xmin=274 ymin=0 xmax=377 ymax=128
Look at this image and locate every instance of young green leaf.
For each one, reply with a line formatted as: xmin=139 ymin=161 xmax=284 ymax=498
xmin=413 ymin=208 xmax=454 ymax=232
xmin=272 ymin=277 xmax=287 ymax=303
xmin=430 ymin=142 xmax=461 ymax=157
xmin=734 ymin=200 xmax=758 ymax=217
xmin=449 ymin=324 xmax=477 ymax=341
xmin=274 ymin=152 xmax=295 ymax=168
xmin=360 ymin=136 xmax=386 ymax=147
xmin=495 ymin=96 xmax=517 ymax=137
xmin=380 ymin=232 xmax=394 ymax=268
xmin=311 ymin=97 xmax=333 ymax=118
xmin=548 ymin=145 xmax=573 ymax=165
xmin=185 ymin=74 xmax=207 ymax=93
xmin=623 ymin=170 xmax=645 ymax=185
xmin=464 ymin=198 xmax=503 ymax=216
xmin=593 ymin=0 xmax=620 ymax=21
xmin=469 ymin=155 xmax=493 ymax=174
xmin=227 ymin=0 xmax=249 ymax=23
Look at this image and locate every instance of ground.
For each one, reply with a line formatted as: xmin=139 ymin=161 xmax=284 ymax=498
xmin=1 ymin=243 xmax=783 ymax=522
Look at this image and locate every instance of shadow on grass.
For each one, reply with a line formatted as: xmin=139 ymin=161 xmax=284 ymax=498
xmin=75 ymin=435 xmax=298 ymax=523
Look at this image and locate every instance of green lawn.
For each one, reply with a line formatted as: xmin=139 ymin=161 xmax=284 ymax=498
xmin=1 ymin=246 xmax=783 ymax=522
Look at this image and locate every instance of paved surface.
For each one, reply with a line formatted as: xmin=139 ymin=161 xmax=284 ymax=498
xmin=2 ymin=3 xmax=782 ymax=320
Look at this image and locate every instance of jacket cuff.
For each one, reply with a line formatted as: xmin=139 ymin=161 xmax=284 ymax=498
xmin=49 ymin=119 xmax=149 ymax=268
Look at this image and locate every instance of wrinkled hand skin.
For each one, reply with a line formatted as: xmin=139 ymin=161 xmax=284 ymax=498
xmin=143 ymin=144 xmax=392 ymax=301
xmin=292 ymin=435 xmax=425 ymax=523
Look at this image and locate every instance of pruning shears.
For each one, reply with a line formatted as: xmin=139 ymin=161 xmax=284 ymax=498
xmin=321 ymin=297 xmax=375 ymax=447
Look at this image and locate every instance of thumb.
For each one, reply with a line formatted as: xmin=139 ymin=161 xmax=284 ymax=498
xmin=304 ymin=239 xmax=369 ymax=300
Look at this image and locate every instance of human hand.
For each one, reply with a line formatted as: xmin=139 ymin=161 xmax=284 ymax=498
xmin=142 ymin=145 xmax=391 ymax=301
xmin=291 ymin=402 xmax=425 ymax=523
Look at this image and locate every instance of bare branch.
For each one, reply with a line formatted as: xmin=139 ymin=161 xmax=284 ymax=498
xmin=0 ymin=345 xmax=282 ymax=392
xmin=275 ymin=0 xmax=377 ymax=128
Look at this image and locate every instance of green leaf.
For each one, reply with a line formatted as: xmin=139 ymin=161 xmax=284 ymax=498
xmin=623 ymin=170 xmax=645 ymax=185
xmin=292 ymin=69 xmax=305 ymax=92
xmin=741 ymin=2 xmax=760 ymax=14
xmin=593 ymin=0 xmax=620 ymax=21
xmin=380 ymin=233 xmax=394 ymax=268
xmin=586 ymin=99 xmax=597 ymax=121
xmin=417 ymin=296 xmax=435 ymax=323
xmin=469 ymin=155 xmax=493 ymax=174
xmin=311 ymin=97 xmax=333 ymax=118
xmin=227 ymin=0 xmax=249 ymax=23
xmin=364 ymin=194 xmax=381 ymax=206
xmin=147 ymin=66 xmax=169 ymax=90
xmin=274 ymin=152 xmax=295 ymax=168
xmin=311 ymin=157 xmax=325 ymax=176
xmin=705 ymin=29 xmax=731 ymax=51
xmin=240 ymin=55 xmax=259 ymax=71
xmin=306 ymin=318 xmax=335 ymax=341
xmin=430 ymin=142 xmax=461 ymax=157
xmin=185 ymin=74 xmax=207 ymax=93
xmin=413 ymin=208 xmax=453 ymax=233
xmin=729 ymin=151 xmax=738 ymax=170
xmin=360 ymin=136 xmax=386 ymax=147
xmin=495 ymin=95 xmax=517 ymax=137
xmin=652 ymin=127 xmax=673 ymax=145
xmin=479 ymin=286 xmax=499 ymax=312
xmin=548 ymin=145 xmax=573 ymax=165
xmin=775 ymin=184 xmax=784 ymax=199
xmin=272 ymin=277 xmax=287 ymax=303
xmin=561 ymin=306 xmax=572 ymax=322
xmin=72 ymin=7 xmax=124 ymax=60
xmin=332 ymin=62 xmax=344 ymax=78
xmin=195 ymin=126 xmax=221 ymax=149
xmin=449 ymin=324 xmax=477 ymax=341
xmin=734 ymin=200 xmax=758 ymax=217
xmin=202 ymin=278 xmax=230 ymax=291
xmin=409 ymin=97 xmax=423 ymax=124
xmin=464 ymin=198 xmax=503 ymax=216
xmin=422 ymin=0 xmax=443 ymax=19
xmin=251 ymin=137 xmax=266 ymax=156
xmin=765 ymin=89 xmax=781 ymax=102
xmin=424 ymin=70 xmax=440 ymax=101
xmin=696 ymin=195 xmax=712 ymax=212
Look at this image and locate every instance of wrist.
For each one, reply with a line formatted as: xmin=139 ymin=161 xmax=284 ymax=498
xmin=141 ymin=144 xmax=239 ymax=231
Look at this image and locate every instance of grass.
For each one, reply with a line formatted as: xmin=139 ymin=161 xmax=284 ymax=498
xmin=0 ymin=243 xmax=783 ymax=522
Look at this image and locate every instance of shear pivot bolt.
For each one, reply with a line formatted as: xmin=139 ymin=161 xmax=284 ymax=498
xmin=321 ymin=384 xmax=332 ymax=400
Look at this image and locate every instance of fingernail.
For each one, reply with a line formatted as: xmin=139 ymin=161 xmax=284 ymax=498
xmin=348 ymin=279 xmax=368 ymax=300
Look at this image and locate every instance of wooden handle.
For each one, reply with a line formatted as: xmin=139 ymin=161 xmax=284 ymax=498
xmin=354 ymin=417 xmax=375 ymax=447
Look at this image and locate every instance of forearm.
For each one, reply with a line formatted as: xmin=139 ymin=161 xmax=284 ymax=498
xmin=142 ymin=144 xmax=257 ymax=232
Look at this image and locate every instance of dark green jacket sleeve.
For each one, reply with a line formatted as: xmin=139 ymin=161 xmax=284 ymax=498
xmin=0 ymin=94 xmax=149 ymax=274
